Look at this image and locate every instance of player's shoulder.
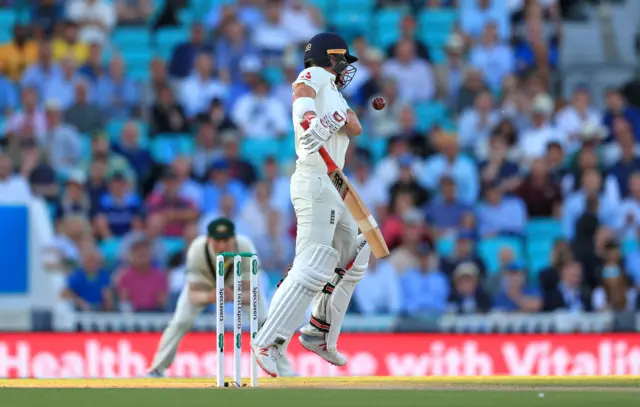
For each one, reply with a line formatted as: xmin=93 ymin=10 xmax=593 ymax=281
xmin=294 ymin=66 xmax=332 ymax=88
xmin=236 ymin=234 xmax=256 ymax=252
xmin=186 ymin=235 xmax=207 ymax=257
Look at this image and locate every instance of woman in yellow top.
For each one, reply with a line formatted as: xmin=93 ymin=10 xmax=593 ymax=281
xmin=0 ymin=25 xmax=38 ymax=81
xmin=52 ymin=20 xmax=89 ymax=64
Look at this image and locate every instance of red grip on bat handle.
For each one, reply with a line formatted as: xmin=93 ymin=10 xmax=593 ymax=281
xmin=300 ymin=117 xmax=338 ymax=173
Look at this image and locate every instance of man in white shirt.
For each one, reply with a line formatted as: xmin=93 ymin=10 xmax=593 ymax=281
xmin=469 ymin=22 xmax=514 ymax=92
xmin=231 ymin=77 xmax=288 ymax=140
xmin=554 ymin=86 xmax=602 ymax=154
xmin=457 ymin=90 xmax=499 ymax=153
xmin=67 ymin=0 xmax=116 ymax=45
xmin=179 ymin=53 xmax=228 ymax=118
xmin=518 ymin=93 xmax=563 ymax=164
xmin=349 ymin=157 xmax=388 ymax=219
xmin=0 ymin=151 xmax=32 ymax=203
xmin=252 ymin=1 xmax=293 ymax=56
xmin=381 ymin=39 xmax=435 ymax=103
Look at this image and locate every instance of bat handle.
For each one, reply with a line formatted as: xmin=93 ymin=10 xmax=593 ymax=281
xmin=300 ymin=118 xmax=339 ymax=173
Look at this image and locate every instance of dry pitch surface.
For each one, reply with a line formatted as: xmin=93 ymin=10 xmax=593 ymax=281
xmin=1 ymin=377 xmax=639 ymax=407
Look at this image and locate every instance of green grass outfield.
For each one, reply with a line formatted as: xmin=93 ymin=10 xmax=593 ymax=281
xmin=1 ymin=376 xmax=639 ymax=407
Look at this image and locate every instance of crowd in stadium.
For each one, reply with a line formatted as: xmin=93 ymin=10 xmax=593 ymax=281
xmin=0 ymin=0 xmax=639 ymax=316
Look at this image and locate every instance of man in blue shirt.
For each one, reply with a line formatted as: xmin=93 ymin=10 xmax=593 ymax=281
xmin=93 ymin=171 xmax=144 ymax=238
xmin=201 ymin=160 xmax=248 ymax=214
xmin=425 ymin=175 xmax=471 ymax=237
xmin=168 ymin=23 xmax=213 ymax=79
xmin=476 ymin=180 xmax=527 ymax=237
xmin=61 ymin=246 xmax=113 ymax=311
xmin=493 ymin=262 xmax=542 ymax=312
xmin=400 ymin=244 xmax=450 ymax=317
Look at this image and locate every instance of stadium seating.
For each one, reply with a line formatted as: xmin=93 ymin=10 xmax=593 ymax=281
xmin=477 ymin=237 xmax=524 ymax=275
xmin=415 ymin=102 xmax=447 ymax=131
xmin=100 ymin=237 xmax=123 ymax=269
xmin=150 ymin=134 xmax=195 ymax=164
xmin=372 ymin=8 xmax=406 ymax=48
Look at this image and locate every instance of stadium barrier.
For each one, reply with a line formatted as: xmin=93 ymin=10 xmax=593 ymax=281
xmin=1 ymin=333 xmax=640 ymax=378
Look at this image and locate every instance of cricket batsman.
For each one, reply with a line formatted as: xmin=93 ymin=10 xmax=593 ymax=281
xmin=251 ymin=32 xmax=366 ymax=377
xmin=148 ymin=217 xmax=295 ymax=377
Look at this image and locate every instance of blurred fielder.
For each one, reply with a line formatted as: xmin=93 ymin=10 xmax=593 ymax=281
xmin=251 ymin=32 xmax=369 ymax=377
xmin=148 ymin=217 xmax=295 ymax=377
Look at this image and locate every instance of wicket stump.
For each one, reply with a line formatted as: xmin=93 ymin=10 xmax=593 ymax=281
xmin=215 ymin=252 xmax=259 ymax=388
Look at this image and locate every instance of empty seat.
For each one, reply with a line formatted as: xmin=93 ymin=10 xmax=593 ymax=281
xmin=414 ymin=102 xmax=447 ymax=131
xmin=99 ymin=238 xmax=123 ymax=269
xmin=112 ymin=28 xmax=152 ymax=51
xmin=478 ymin=237 xmax=524 ymax=274
xmin=150 ymin=134 xmax=194 ymax=164
xmin=526 ymin=239 xmax=554 ymax=276
xmin=162 ymin=237 xmax=185 ymax=256
xmin=372 ymin=8 xmax=406 ymax=48
xmin=525 ymin=218 xmax=562 ymax=240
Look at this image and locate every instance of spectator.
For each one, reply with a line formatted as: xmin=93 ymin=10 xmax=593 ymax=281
xmin=381 ymin=39 xmax=435 ymax=103
xmin=460 ymin=0 xmax=510 ymax=41
xmin=168 ymin=23 xmax=211 ymax=79
xmin=387 ymin=15 xmax=431 ymax=62
xmin=355 ymin=48 xmax=385 ymax=109
xmin=216 ymin=19 xmax=258 ymax=85
xmin=150 ymin=85 xmax=188 ymax=134
xmin=52 ymin=20 xmax=89 ymax=64
xmin=143 ymin=58 xmax=170 ymax=108
xmin=513 ymin=15 xmax=558 ymax=75
xmin=400 ymin=244 xmax=449 ymax=316
xmin=615 ymin=173 xmax=640 ymax=240
xmin=591 ymin=239 xmax=636 ymax=311
xmin=201 ymin=160 xmax=248 ymax=214
xmin=232 ymin=77 xmax=288 ymax=139
xmin=435 ymin=34 xmax=468 ymax=109
xmin=539 ymin=239 xmax=573 ymax=292
xmin=518 ymin=93 xmax=562 ymax=163
xmin=200 ymin=97 xmax=238 ymax=134
xmin=67 ymin=0 xmax=117 ymax=46
xmin=96 ymin=56 xmax=139 ymax=118
xmin=478 ymin=133 xmax=521 ymax=190
xmin=493 ymin=262 xmax=542 ymax=312
xmin=146 ymin=168 xmax=199 ymax=237
xmin=374 ymin=136 xmax=421 ymax=191
xmin=554 ymin=86 xmax=602 ymax=154
xmin=262 ymin=156 xmax=291 ymax=215
xmin=111 ymin=121 xmax=153 ymax=182
xmin=119 ymin=212 xmax=169 ymax=267
xmin=0 ymin=24 xmax=38 ymax=82
xmin=62 ymin=246 xmax=113 ymax=311
xmin=92 ymin=171 xmax=144 ymax=238
xmin=220 ymin=132 xmax=257 ymax=186
xmin=545 ymin=141 xmax=566 ymax=183
xmin=115 ymin=238 xmax=168 ymax=312
xmin=53 ymin=215 xmax=94 ymax=269
xmin=116 ymin=0 xmax=153 ymax=25
xmin=21 ymin=41 xmax=59 ymax=100
xmin=0 ymin=151 xmax=31 ymax=203
xmin=179 ymin=53 xmax=227 ymax=119
xmin=562 ymin=148 xmax=620 ymax=211
xmin=56 ymin=170 xmax=92 ymax=221
xmin=389 ymin=154 xmax=430 ymax=207
xmin=469 ymin=22 xmax=514 ymax=92
xmin=625 ymin=226 xmax=640 ymax=288
xmin=477 ymin=180 xmax=527 ymax=237
xmin=6 ymin=88 xmax=46 ymax=142
xmin=447 ymin=262 xmax=492 ymax=314
xmin=603 ymin=88 xmax=640 ymax=142
xmin=398 ymin=105 xmax=434 ymax=158
xmin=606 ymin=118 xmax=640 ymax=194
xmin=0 ymin=61 xmax=18 ymax=115
xmin=252 ymin=0 xmax=293 ymax=60
xmin=350 ymin=157 xmax=388 ymax=220
xmin=199 ymin=194 xmax=241 ymax=234
xmin=42 ymin=100 xmax=82 ymax=175
xmin=192 ymin=122 xmax=223 ymax=180
xmin=543 ymin=260 xmax=591 ymax=312
xmin=353 ymin=257 xmax=402 ymax=315
xmin=43 ymin=56 xmax=83 ymax=110
xmin=64 ymin=79 xmax=104 ymax=134
xmin=153 ymin=157 xmax=202 ymax=209
xmin=22 ymin=138 xmax=58 ymax=202
xmin=32 ymin=0 xmax=66 ymax=38
xmin=86 ymin=156 xmax=109 ymax=209
xmin=367 ymin=78 xmax=403 ymax=140
xmin=425 ymin=176 xmax=471 ymax=238
xmin=456 ymin=67 xmax=488 ymax=113
xmin=516 ymin=158 xmax=562 ymax=217
xmin=78 ymin=42 xmax=104 ymax=83
xmin=205 ymin=0 xmax=263 ymax=30
xmin=281 ymin=0 xmax=323 ymax=45
xmin=421 ymin=133 xmax=479 ymax=205
xmin=273 ymin=54 xmax=300 ymax=109
xmin=458 ymin=90 xmax=499 ymax=153
xmin=386 ymin=207 xmax=426 ymax=273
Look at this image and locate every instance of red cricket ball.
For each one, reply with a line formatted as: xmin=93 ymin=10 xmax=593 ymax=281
xmin=372 ymin=96 xmax=386 ymax=111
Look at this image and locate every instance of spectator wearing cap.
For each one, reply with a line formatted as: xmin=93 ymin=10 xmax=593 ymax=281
xmin=96 ymin=56 xmax=139 ymax=118
xmin=389 ymin=154 xmax=430 ymax=208
xmin=150 ymin=85 xmax=188 ymax=135
xmin=478 ymin=133 xmax=521 ymax=191
xmin=460 ymin=0 xmax=510 ymax=42
xmin=0 ymin=25 xmax=38 ymax=82
xmin=201 ymin=159 xmax=248 ymax=214
xmin=447 ymin=262 xmax=492 ymax=314
xmin=43 ymin=100 xmax=82 ymax=176
xmin=421 ymin=133 xmax=479 ymax=205
xmin=168 ymin=23 xmax=212 ymax=79
xmin=119 ymin=212 xmax=169 ymax=268
xmin=92 ymin=171 xmax=144 ymax=239
xmin=0 ymin=151 xmax=31 ymax=203
xmin=56 ymin=170 xmax=92 ymax=221
xmin=386 ymin=206 xmax=428 ymax=273
xmin=455 ymin=68 xmax=488 ymax=114
xmin=42 ymin=56 xmax=84 ymax=110
xmin=5 ymin=87 xmax=46 ymax=142
xmin=515 ymin=158 xmax=562 ymax=218
xmin=78 ymin=42 xmax=104 ymax=83
xmin=21 ymin=41 xmax=60 ymax=100
xmin=232 ymin=77 xmax=288 ymax=140
xmin=153 ymin=157 xmax=202 ymax=209
xmin=116 ymin=0 xmax=154 ymax=25
xmin=0 ymin=61 xmax=18 ymax=115
xmin=434 ymin=34 xmax=468 ymax=109
xmin=517 ymin=93 xmax=563 ymax=163
xmin=607 ymin=117 xmax=640 ymax=197
xmin=374 ymin=136 xmax=422 ymax=190
xmin=66 ymin=0 xmax=117 ymax=46
xmin=252 ymin=0 xmax=294 ymax=60
xmin=62 ymin=246 xmax=113 ymax=311
xmin=111 ymin=121 xmax=153 ymax=182
xmin=441 ymin=230 xmax=487 ymax=280
xmin=476 ymin=180 xmax=527 ymax=238
xmin=225 ymin=55 xmax=262 ymax=110
xmin=458 ymin=90 xmax=500 ymax=154
xmin=220 ymin=132 xmax=257 ymax=186
xmin=603 ymin=88 xmax=640 ymax=143
xmin=387 ymin=15 xmax=431 ymax=62
xmin=146 ymin=168 xmax=199 ymax=237
xmin=350 ymin=156 xmax=387 ymax=220
xmin=52 ymin=20 xmax=89 ymax=63
xmin=469 ymin=22 xmax=514 ymax=92
xmin=215 ymin=20 xmax=258 ymax=85
xmin=64 ymin=79 xmax=104 ymax=134
xmin=353 ymin=257 xmax=402 ymax=316
xmin=614 ymin=173 xmax=640 ymax=240
xmin=179 ymin=53 xmax=227 ymax=119
xmin=554 ymin=86 xmax=602 ymax=154
xmin=114 ymin=237 xmax=168 ymax=312
xmin=543 ymin=260 xmax=591 ymax=312
xmin=400 ymin=243 xmax=450 ymax=316
xmin=192 ymin=122 xmax=223 ymax=180
xmin=382 ymin=39 xmax=435 ymax=103
xmin=425 ymin=176 xmax=471 ymax=238
xmin=493 ymin=262 xmax=542 ymax=312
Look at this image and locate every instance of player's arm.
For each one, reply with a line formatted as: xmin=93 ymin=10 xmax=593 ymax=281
xmin=344 ymin=109 xmax=362 ymax=136
xmin=188 ymin=281 xmax=215 ymax=306
xmin=293 ymin=82 xmax=317 ymax=122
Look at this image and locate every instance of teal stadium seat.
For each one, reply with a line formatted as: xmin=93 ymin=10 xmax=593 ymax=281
xmin=478 ymin=237 xmax=524 ymax=274
xmin=368 ymin=138 xmax=387 ymax=162
xmin=241 ymin=138 xmax=286 ymax=168
xmin=418 ymin=10 xmax=457 ymax=47
xmin=436 ymin=236 xmax=456 ymax=257
xmin=106 ymin=119 xmax=149 ymax=147
xmin=112 ymin=28 xmax=152 ymax=52
xmin=0 ymin=10 xmax=15 ymax=43
xmin=162 ymin=237 xmax=185 ymax=257
xmin=100 ymin=238 xmax=123 ymax=269
xmin=372 ymin=8 xmax=406 ymax=48
xmin=623 ymin=238 xmax=638 ymax=255
xmin=526 ymin=239 xmax=554 ymax=276
xmin=155 ymin=28 xmax=189 ymax=60
xmin=329 ymin=11 xmax=372 ymax=42
xmin=122 ymin=49 xmax=153 ymax=73
xmin=150 ymin=134 xmax=194 ymax=164
xmin=415 ymin=102 xmax=447 ymax=132
xmin=525 ymin=218 xmax=562 ymax=241
xmin=262 ymin=66 xmax=284 ymax=86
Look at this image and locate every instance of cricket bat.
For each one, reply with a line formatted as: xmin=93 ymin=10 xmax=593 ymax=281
xmin=301 ymin=120 xmax=390 ymax=259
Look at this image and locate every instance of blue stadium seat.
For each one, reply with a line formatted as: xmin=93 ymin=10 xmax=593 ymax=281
xmin=526 ymin=239 xmax=554 ymax=276
xmin=155 ymin=27 xmax=189 ymax=60
xmin=162 ymin=237 xmax=185 ymax=256
xmin=478 ymin=237 xmax=524 ymax=274
xmin=121 ymin=49 xmax=153 ymax=71
xmin=372 ymin=8 xmax=406 ymax=48
xmin=112 ymin=28 xmax=152 ymax=51
xmin=414 ymin=102 xmax=447 ymax=131
xmin=241 ymin=138 xmax=284 ymax=167
xmin=329 ymin=11 xmax=372 ymax=42
xmin=150 ymin=134 xmax=193 ymax=164
xmin=79 ymin=134 xmax=92 ymax=158
xmin=436 ymin=236 xmax=456 ymax=257
xmin=368 ymin=138 xmax=387 ymax=161
xmin=418 ymin=9 xmax=457 ymax=37
xmin=525 ymin=218 xmax=562 ymax=241
xmin=623 ymin=238 xmax=638 ymax=255
xmin=429 ymin=47 xmax=446 ymax=64
xmin=106 ymin=119 xmax=149 ymax=147
xmin=262 ymin=66 xmax=284 ymax=85
xmin=100 ymin=238 xmax=123 ymax=269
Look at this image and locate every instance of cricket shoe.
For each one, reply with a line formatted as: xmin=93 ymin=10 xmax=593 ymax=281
xmin=299 ymin=334 xmax=347 ymax=367
xmin=251 ymin=343 xmax=281 ymax=378
xmin=146 ymin=369 xmax=164 ymax=378
xmin=276 ymin=353 xmax=298 ymax=377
